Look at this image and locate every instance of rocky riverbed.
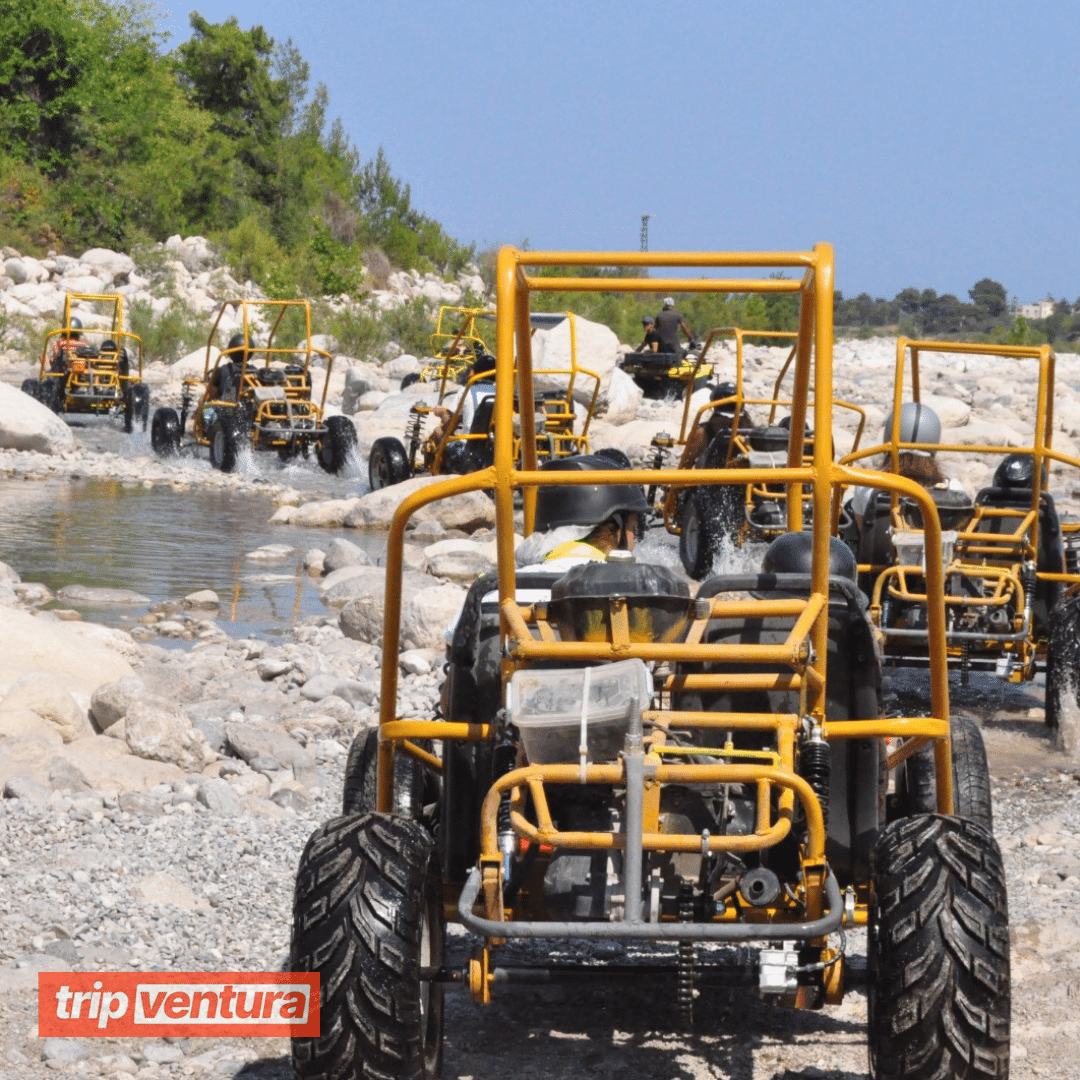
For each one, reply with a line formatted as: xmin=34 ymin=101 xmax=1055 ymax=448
xmin=2 ymin=315 xmax=1080 ymax=1075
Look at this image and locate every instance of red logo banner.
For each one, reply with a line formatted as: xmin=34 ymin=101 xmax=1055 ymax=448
xmin=38 ymin=972 xmax=319 ymax=1037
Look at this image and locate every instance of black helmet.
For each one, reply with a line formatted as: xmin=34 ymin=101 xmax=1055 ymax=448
xmin=226 ymin=333 xmax=247 ymax=352
xmin=69 ymin=316 xmax=82 ymax=329
xmin=761 ymin=531 xmax=857 ymax=582
xmin=472 ymin=351 xmax=496 ymax=377
xmin=534 ymin=454 xmax=650 ymax=532
xmin=993 ymin=452 xmax=1045 ymax=490
xmin=100 ymin=339 xmax=117 ymax=352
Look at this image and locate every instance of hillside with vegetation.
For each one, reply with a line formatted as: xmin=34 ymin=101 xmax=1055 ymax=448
xmin=2 ymin=2 xmax=1075 ymax=357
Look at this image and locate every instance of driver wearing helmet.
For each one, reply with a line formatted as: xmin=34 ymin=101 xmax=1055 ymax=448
xmin=680 ymin=381 xmax=746 ymax=471
xmin=207 ymin=333 xmax=249 ymax=402
xmin=515 ymin=454 xmax=650 ymax=571
xmin=849 ymin=402 xmax=969 ymax=530
xmin=51 ymin=316 xmax=85 ymax=372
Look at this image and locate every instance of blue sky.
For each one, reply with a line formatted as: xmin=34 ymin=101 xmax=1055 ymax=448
xmin=160 ymin=1 xmax=1080 ymax=304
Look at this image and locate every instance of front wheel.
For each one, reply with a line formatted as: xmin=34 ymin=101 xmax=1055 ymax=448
xmin=20 ymin=378 xmax=41 ymax=401
xmin=902 ymin=714 xmax=993 ymax=830
xmin=39 ymin=377 xmax=63 ymax=413
xmin=369 ymin=436 xmax=411 ymax=490
xmin=679 ymin=489 xmax=722 ymax=579
xmin=868 ymin=814 xmax=1009 ymax=1080
xmin=317 ymin=414 xmax=358 ymax=474
xmin=124 ymin=382 xmax=150 ymax=434
xmin=291 ymin=813 xmax=444 ymax=1080
xmin=342 ymin=728 xmax=425 ymax=818
xmin=1046 ymin=594 xmax=1080 ymax=733
xmin=208 ymin=413 xmax=240 ymax=472
xmin=151 ymin=407 xmax=182 ymax=457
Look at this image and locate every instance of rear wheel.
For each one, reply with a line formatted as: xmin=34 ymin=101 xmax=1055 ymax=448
xmin=208 ymin=413 xmax=240 ymax=472
xmin=317 ymin=414 xmax=358 ymax=474
xmin=20 ymin=378 xmax=41 ymax=401
xmin=291 ymin=813 xmax=444 ymax=1080
xmin=868 ymin=814 xmax=1009 ymax=1080
xmin=903 ymin=714 xmax=993 ymax=830
xmin=400 ymin=372 xmax=421 ymax=389
xmin=369 ymin=436 xmax=411 ymax=490
xmin=150 ymin=408 xmax=182 ymax=457
xmin=593 ymin=447 xmax=632 ymax=469
xmin=124 ymin=382 xmax=150 ymax=433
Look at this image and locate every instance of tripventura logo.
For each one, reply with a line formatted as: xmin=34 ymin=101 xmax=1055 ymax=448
xmin=38 ymin=973 xmax=319 ymax=1038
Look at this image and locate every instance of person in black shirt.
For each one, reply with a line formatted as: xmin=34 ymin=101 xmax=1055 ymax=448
xmin=637 ymin=315 xmax=663 ymax=352
xmin=655 ymin=297 xmax=694 ymax=356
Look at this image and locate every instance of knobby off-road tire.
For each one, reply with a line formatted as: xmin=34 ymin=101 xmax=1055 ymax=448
xmin=679 ymin=486 xmax=741 ymax=579
xmin=869 ymin=814 xmax=1009 ymax=1080
xmin=317 ymin=414 xmax=358 ymax=474
xmin=208 ymin=413 xmax=240 ymax=472
xmin=20 ymin=378 xmax=41 ymax=401
xmin=342 ymin=727 xmax=425 ymax=819
xmin=150 ymin=407 xmax=182 ymax=456
xmin=291 ymin=813 xmax=445 ymax=1080
xmin=1045 ymin=594 xmax=1080 ymax=732
xmin=124 ymin=382 xmax=150 ymax=433
xmin=905 ymin=715 xmax=993 ymax=831
xmin=369 ymin=436 xmax=410 ymax=490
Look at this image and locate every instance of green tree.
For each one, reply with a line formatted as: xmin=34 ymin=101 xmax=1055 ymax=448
xmin=968 ymin=278 xmax=1007 ymax=317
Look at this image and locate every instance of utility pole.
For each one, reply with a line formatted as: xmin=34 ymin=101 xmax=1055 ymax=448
xmin=640 ymin=215 xmax=650 ymax=252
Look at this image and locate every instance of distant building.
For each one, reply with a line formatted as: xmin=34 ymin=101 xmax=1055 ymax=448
xmin=1014 ymin=299 xmax=1056 ymax=320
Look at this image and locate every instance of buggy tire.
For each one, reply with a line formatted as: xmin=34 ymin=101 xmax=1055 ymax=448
xmin=39 ymin=377 xmax=63 ymax=413
xmin=150 ymin=408 xmax=182 ymax=457
xmin=400 ymin=372 xmax=421 ymax=389
xmin=1045 ymin=594 xmax=1080 ymax=731
xmin=124 ymin=382 xmax=150 ymax=434
xmin=291 ymin=813 xmax=444 ymax=1080
xmin=679 ymin=488 xmax=726 ymax=579
xmin=369 ymin=436 xmax=411 ymax=490
xmin=868 ymin=814 xmax=1009 ymax=1080
xmin=904 ymin=715 xmax=993 ymax=831
xmin=317 ymin=414 xmax=358 ymax=474
xmin=208 ymin=413 xmax=240 ymax=472
xmin=593 ymin=447 xmax=632 ymax=469
xmin=20 ymin=378 xmax=41 ymax=401
xmin=342 ymin=727 xmax=426 ymax=819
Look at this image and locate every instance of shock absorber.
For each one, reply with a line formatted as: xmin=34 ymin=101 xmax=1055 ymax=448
xmin=799 ymin=728 xmax=831 ymax=834
xmin=493 ymin=731 xmax=518 ymax=885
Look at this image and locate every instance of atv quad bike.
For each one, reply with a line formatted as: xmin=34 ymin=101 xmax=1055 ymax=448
xmin=620 ymin=336 xmax=711 ymax=398
xmin=369 ymin=311 xmax=600 ymax=490
xmin=149 ymin=298 xmax=356 ymax=473
xmin=25 ymin=292 xmax=149 ymax=432
xmin=399 ymin=304 xmax=497 ymax=391
xmin=646 ymin=327 xmax=867 ymax=578
xmin=293 ymin=247 xmax=1009 ymax=1080
xmin=839 ymin=338 xmax=1080 ymax=728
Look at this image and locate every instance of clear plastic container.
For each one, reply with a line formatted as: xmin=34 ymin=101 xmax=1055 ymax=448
xmin=892 ymin=530 xmax=956 ymax=569
xmin=510 ymin=658 xmax=652 ymax=764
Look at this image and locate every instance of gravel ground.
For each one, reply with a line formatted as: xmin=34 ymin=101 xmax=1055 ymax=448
xmin=1 ymin=670 xmax=1077 ymax=1080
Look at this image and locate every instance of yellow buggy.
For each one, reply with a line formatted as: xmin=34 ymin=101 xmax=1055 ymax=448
xmin=24 ymin=293 xmax=148 ymax=432
xmin=646 ymin=327 xmax=867 ymax=577
xmin=369 ymin=311 xmax=600 ymax=489
xmin=840 ymin=337 xmax=1080 ymax=729
xmin=292 ymin=247 xmax=1009 ymax=1080
xmin=149 ymin=299 xmax=357 ymax=473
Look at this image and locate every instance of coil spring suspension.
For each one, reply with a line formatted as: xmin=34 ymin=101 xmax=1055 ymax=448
xmin=799 ymin=737 xmax=830 ymax=833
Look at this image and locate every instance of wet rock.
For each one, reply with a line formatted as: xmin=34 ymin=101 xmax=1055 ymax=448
xmin=323 ymin=537 xmax=372 ymax=573
xmin=57 ymin=584 xmax=151 ymax=605
xmin=183 ymin=589 xmax=220 ymax=608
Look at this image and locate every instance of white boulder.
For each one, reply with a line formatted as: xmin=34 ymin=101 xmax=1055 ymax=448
xmin=0 ymin=382 xmax=75 ymax=454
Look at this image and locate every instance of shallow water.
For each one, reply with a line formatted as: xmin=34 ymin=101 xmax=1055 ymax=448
xmin=0 ymin=475 xmax=385 ymax=643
